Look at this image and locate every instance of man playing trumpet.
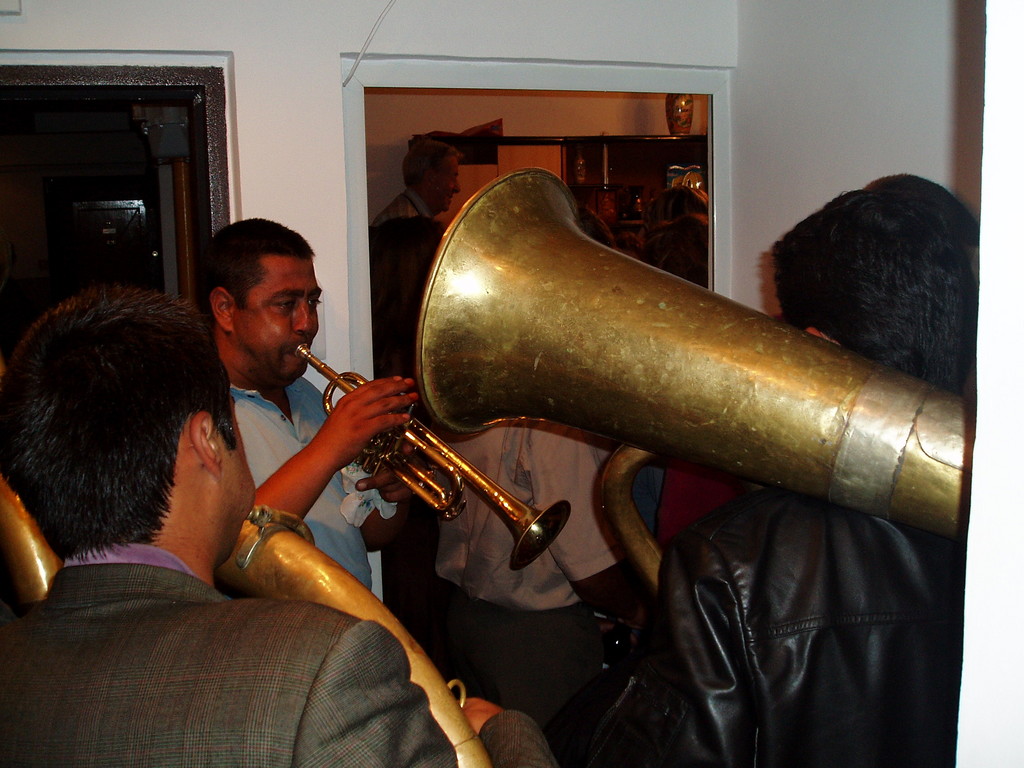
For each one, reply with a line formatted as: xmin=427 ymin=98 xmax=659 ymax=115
xmin=206 ymin=218 xmax=413 ymax=588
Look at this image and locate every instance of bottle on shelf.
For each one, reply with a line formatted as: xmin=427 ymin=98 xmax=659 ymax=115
xmin=574 ymin=147 xmax=587 ymax=184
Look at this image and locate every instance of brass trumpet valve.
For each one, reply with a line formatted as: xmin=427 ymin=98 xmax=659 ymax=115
xmin=358 ymin=429 xmax=409 ymax=476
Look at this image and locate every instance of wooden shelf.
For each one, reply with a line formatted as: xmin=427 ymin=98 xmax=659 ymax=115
xmin=423 ymin=133 xmax=708 ymax=230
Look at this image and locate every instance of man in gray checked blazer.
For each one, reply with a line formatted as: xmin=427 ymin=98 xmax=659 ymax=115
xmin=0 ymin=285 xmax=555 ymax=768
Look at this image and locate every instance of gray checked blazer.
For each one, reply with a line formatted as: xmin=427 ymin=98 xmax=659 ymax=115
xmin=0 ymin=563 xmax=555 ymax=767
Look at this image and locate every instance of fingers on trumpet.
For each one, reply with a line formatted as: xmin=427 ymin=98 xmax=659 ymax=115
xmin=313 ymin=378 xmax=415 ymax=470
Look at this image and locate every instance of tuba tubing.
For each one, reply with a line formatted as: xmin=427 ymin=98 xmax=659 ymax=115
xmin=0 ymin=474 xmax=62 ymax=609
xmin=215 ymin=509 xmax=492 ymax=768
xmin=415 ymin=168 xmax=968 ymax=541
xmin=599 ymin=447 xmax=664 ymax=597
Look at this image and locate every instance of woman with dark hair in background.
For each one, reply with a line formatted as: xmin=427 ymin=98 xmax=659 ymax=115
xmin=640 ymin=212 xmax=710 ymax=287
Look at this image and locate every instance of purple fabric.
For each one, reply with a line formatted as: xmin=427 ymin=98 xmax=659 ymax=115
xmin=64 ymin=543 xmax=196 ymax=577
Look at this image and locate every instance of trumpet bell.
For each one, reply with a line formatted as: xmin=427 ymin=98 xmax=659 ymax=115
xmin=508 ymin=500 xmax=569 ymax=570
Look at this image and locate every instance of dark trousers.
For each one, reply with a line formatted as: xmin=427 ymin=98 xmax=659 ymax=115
xmin=381 ymin=502 xmax=454 ymax=678
xmin=446 ymin=587 xmax=603 ymax=728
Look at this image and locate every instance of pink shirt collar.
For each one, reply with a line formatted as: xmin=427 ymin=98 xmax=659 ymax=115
xmin=64 ymin=543 xmax=197 ymax=578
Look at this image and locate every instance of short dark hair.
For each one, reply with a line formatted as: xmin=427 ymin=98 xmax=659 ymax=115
xmin=204 ymin=218 xmax=314 ymax=311
xmin=865 ymin=174 xmax=980 ymax=251
xmin=402 ymin=138 xmax=461 ymax=187
xmin=773 ymin=188 xmax=978 ymax=393
xmin=0 ymin=285 xmax=237 ymax=558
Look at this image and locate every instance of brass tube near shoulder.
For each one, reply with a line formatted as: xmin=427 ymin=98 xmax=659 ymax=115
xmin=215 ymin=508 xmax=493 ymax=768
xmin=0 ymin=474 xmax=62 ymax=610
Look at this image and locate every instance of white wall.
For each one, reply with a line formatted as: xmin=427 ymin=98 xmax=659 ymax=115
xmin=3 ymin=0 xmax=1011 ymax=756
xmin=0 ymin=0 xmax=735 ymax=369
xmin=730 ymin=0 xmax=979 ymax=310
xmin=957 ymin=0 xmax=1023 ymax=760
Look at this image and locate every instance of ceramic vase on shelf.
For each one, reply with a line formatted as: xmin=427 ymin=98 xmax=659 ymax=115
xmin=665 ymin=93 xmax=694 ymax=135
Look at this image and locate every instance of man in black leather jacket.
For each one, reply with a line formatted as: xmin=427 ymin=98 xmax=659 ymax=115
xmin=576 ymin=182 xmax=978 ymax=768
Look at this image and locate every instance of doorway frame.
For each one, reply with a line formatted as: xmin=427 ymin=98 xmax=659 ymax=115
xmin=339 ymin=55 xmax=733 ymax=370
xmin=0 ymin=51 xmax=236 ymax=305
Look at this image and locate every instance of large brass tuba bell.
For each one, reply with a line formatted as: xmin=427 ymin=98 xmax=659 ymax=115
xmin=415 ymin=168 xmax=968 ymax=563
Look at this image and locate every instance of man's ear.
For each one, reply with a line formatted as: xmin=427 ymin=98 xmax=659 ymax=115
xmin=209 ymin=287 xmax=237 ymax=333
xmin=185 ymin=411 xmax=223 ymax=479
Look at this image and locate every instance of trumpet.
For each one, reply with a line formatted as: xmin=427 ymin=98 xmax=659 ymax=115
xmin=294 ymin=344 xmax=569 ymax=570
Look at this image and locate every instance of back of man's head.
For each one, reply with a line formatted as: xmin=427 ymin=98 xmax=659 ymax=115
xmin=0 ymin=285 xmax=236 ymax=559
xmin=402 ymin=138 xmax=460 ymax=187
xmin=204 ymin=218 xmax=314 ymax=311
xmin=773 ymin=188 xmax=978 ymax=394
xmin=865 ymin=174 xmax=980 ymax=252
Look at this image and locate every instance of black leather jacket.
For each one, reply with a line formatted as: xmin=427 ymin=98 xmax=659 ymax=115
xmin=584 ymin=488 xmax=963 ymax=768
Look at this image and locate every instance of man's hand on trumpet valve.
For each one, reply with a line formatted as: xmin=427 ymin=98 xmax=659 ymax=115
xmin=313 ymin=375 xmax=418 ymax=473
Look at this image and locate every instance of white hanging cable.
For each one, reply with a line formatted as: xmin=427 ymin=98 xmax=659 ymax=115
xmin=343 ymin=0 xmax=401 ymax=87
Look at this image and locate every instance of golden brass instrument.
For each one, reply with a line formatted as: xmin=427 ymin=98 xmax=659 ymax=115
xmin=0 ymin=474 xmax=62 ymax=610
xmin=0 ymin=479 xmax=493 ymax=768
xmin=599 ymin=446 xmax=665 ymax=596
xmin=415 ymin=168 xmax=969 ymax=584
xmin=297 ymin=344 xmax=465 ymax=518
xmin=295 ymin=343 xmax=569 ymax=570
xmin=215 ymin=507 xmax=492 ymax=768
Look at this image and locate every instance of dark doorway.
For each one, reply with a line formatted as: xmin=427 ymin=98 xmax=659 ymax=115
xmin=44 ymin=174 xmax=164 ymax=301
xmin=0 ymin=65 xmax=230 ymax=360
